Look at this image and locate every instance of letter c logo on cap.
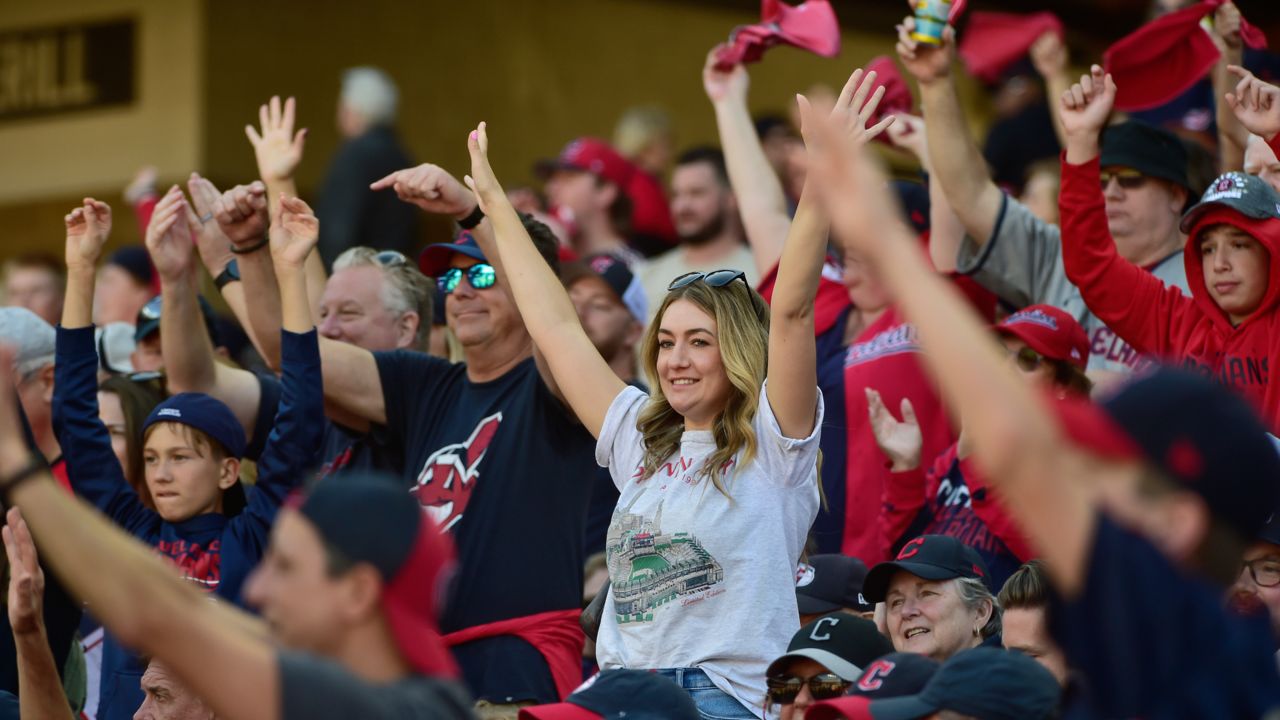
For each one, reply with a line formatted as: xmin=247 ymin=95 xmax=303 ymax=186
xmin=898 ymin=537 xmax=924 ymax=560
xmin=857 ymin=659 xmax=897 ymax=691
xmin=809 ymin=616 xmax=840 ymax=642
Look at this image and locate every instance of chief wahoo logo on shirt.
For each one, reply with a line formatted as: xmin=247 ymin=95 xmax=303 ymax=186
xmin=413 ymin=412 xmax=502 ymax=531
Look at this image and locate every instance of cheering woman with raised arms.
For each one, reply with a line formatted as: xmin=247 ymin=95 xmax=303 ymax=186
xmin=461 ymin=69 xmax=892 ymax=718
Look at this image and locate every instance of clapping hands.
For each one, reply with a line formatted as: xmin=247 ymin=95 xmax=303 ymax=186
xmin=64 ymin=198 xmax=113 ymax=272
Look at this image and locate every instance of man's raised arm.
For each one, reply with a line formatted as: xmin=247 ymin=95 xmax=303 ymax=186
xmin=897 ymin=18 xmax=1005 ymax=244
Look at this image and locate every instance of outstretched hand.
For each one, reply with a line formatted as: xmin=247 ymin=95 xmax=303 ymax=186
xmin=245 ymin=96 xmax=308 ymax=183
xmin=269 ymin=195 xmax=320 ymax=269
xmin=866 ymin=388 xmax=923 ymax=472
xmin=1060 ymin=65 xmax=1117 ymax=144
xmin=64 ymin=198 xmax=113 ymax=272
xmin=4 ymin=507 xmax=45 ymax=636
xmin=186 ymin=174 xmax=237 ymax=276
xmin=886 ymin=113 xmax=929 ymax=167
xmin=702 ymin=44 xmax=749 ymax=105
xmin=1225 ymin=65 xmax=1280 ymax=141
xmin=371 ymin=164 xmax=476 ymax=219
xmin=463 ymin=122 xmax=506 ymax=216
xmin=213 ymin=182 xmax=269 ymax=249
xmin=805 ymin=94 xmax=911 ymax=263
xmin=895 ymin=16 xmax=955 ymax=85
xmin=144 ymin=186 xmax=199 ymax=282
xmin=1029 ymin=31 xmax=1068 ymax=80
xmin=797 ymin=67 xmax=896 ymax=155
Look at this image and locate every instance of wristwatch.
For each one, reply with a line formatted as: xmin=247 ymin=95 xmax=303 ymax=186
xmin=458 ymin=205 xmax=486 ymax=230
xmin=215 ymin=259 xmax=241 ymax=291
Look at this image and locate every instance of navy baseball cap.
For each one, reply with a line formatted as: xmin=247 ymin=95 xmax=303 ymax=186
xmin=807 ymin=648 xmax=1059 ymax=720
xmin=142 ymin=392 xmax=247 ymax=458
xmin=560 ymin=253 xmax=648 ymax=324
xmin=862 ymin=536 xmax=990 ymax=604
xmin=107 ymin=246 xmax=155 ymax=287
xmin=1100 ymin=368 xmax=1280 ymax=541
xmin=796 ymin=554 xmax=872 ymax=615
xmin=518 ymin=669 xmax=698 ymax=720
xmin=1099 ymin=120 xmax=1190 ymax=191
xmin=294 ymin=472 xmax=458 ymax=678
xmin=418 ymin=231 xmax=487 ymax=277
xmin=848 ymin=653 xmax=940 ymax=698
xmin=766 ymin=613 xmax=894 ymax=682
xmin=134 ymin=294 xmax=223 ymax=347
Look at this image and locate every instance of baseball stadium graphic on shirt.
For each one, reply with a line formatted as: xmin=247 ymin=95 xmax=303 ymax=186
xmin=413 ymin=412 xmax=502 ymax=531
xmin=606 ymin=499 xmax=725 ymax=623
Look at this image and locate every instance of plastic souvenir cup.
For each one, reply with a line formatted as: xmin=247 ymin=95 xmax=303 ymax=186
xmin=911 ymin=0 xmax=952 ymax=45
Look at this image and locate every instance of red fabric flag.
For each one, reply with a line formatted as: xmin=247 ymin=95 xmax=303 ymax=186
xmin=714 ymin=0 xmax=840 ymax=71
xmin=1104 ymin=0 xmax=1268 ymax=113
xmin=958 ymin=11 xmax=1064 ymax=85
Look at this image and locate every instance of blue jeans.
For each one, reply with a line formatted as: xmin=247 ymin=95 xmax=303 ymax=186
xmin=654 ymin=668 xmax=759 ymax=720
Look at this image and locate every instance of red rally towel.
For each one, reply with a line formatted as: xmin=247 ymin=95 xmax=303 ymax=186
xmin=1104 ymin=0 xmax=1268 ymax=112
xmin=442 ymin=608 xmax=585 ymax=701
xmin=714 ymin=0 xmax=841 ymax=71
xmin=958 ymin=11 xmax=1064 ymax=85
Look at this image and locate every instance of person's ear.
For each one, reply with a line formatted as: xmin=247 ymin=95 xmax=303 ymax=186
xmin=1169 ymin=184 xmax=1189 ymax=216
xmin=625 ymin=319 xmax=645 ymax=350
xmin=1163 ymin=491 xmax=1210 ymax=562
xmin=338 ymin=564 xmax=384 ymax=621
xmin=396 ymin=311 xmax=421 ymax=350
xmin=217 ymin=457 xmax=242 ymax=491
xmin=39 ymin=365 xmax=56 ymax=403
xmin=597 ymin=181 xmax=619 ymax=209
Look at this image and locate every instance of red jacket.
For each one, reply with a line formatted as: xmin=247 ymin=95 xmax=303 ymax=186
xmin=1060 ymin=155 xmax=1280 ymax=432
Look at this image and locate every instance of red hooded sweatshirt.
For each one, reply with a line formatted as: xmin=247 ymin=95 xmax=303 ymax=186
xmin=1060 ymin=156 xmax=1280 ymax=431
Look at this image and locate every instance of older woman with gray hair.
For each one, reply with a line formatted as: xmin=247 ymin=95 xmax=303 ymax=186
xmin=861 ymin=535 xmax=1001 ymax=661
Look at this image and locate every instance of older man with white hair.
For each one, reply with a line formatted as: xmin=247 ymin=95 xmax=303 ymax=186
xmin=0 ymin=308 xmax=62 ymax=485
xmin=317 ymin=66 xmax=419 ymax=267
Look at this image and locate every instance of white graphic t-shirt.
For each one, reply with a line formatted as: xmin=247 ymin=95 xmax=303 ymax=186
xmin=595 ymin=382 xmax=822 ymax=717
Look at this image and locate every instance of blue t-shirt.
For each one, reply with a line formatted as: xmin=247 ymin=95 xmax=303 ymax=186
xmin=1050 ymin=514 xmax=1280 ymax=718
xmin=375 ymin=352 xmax=596 ymax=704
xmin=810 ymin=309 xmax=850 ymax=554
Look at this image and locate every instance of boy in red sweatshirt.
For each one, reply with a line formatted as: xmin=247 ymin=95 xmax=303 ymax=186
xmin=1058 ymin=65 xmax=1280 ymax=431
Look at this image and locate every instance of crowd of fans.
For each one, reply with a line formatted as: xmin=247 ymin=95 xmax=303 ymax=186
xmin=4 ymin=1 xmax=1280 ymax=718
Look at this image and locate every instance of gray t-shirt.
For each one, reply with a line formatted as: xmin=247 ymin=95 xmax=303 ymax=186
xmin=595 ymin=382 xmax=822 ymax=718
xmin=956 ymin=194 xmax=1190 ymax=373
xmin=279 ymin=652 xmax=475 ymax=719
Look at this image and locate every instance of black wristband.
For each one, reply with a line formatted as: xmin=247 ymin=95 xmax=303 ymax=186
xmin=457 ymin=205 xmax=485 ymax=230
xmin=0 ymin=456 xmax=47 ymax=505
xmin=214 ymin=259 xmax=241 ymax=291
xmin=230 ymin=236 xmax=270 ymax=255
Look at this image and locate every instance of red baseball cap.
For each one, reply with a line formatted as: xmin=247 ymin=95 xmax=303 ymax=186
xmin=536 ymin=138 xmax=636 ymax=189
xmin=995 ymin=305 xmax=1088 ymax=370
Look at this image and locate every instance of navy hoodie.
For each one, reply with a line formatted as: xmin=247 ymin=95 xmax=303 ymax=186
xmin=52 ymin=326 xmax=323 ymax=720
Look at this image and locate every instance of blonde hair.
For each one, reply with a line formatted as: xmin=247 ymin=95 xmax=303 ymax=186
xmin=638 ymin=279 xmax=770 ymax=497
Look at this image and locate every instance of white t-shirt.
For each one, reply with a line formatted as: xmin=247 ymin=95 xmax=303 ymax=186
xmin=594 ymin=382 xmax=822 ymax=717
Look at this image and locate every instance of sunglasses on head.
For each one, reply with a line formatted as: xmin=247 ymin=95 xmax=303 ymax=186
xmin=765 ymin=673 xmax=851 ymax=705
xmin=139 ymin=296 xmax=162 ymax=321
xmin=373 ymin=250 xmax=408 ymax=267
xmin=437 ymin=263 xmax=497 ymax=294
xmin=1100 ymin=169 xmax=1148 ymax=190
xmin=667 ymin=269 xmax=748 ymax=292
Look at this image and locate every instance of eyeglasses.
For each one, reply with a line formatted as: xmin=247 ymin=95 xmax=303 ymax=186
xmin=437 ymin=263 xmax=497 ymax=294
xmin=373 ymin=250 xmax=408 ymax=267
xmin=1005 ymin=345 xmax=1046 ymax=373
xmin=765 ymin=673 xmax=851 ymax=705
xmin=667 ymin=269 xmax=748 ymax=292
xmin=1100 ymin=169 xmax=1148 ymax=191
xmin=1242 ymin=558 xmax=1280 ymax=588
xmin=139 ymin=296 xmax=162 ymax=320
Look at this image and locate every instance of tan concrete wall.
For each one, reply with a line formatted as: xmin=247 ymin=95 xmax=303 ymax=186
xmin=0 ymin=0 xmax=202 ymax=254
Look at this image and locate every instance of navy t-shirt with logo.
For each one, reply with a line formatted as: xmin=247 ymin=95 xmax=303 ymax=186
xmin=1050 ymin=514 xmax=1280 ymax=718
xmin=375 ymin=351 xmax=596 ymax=703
